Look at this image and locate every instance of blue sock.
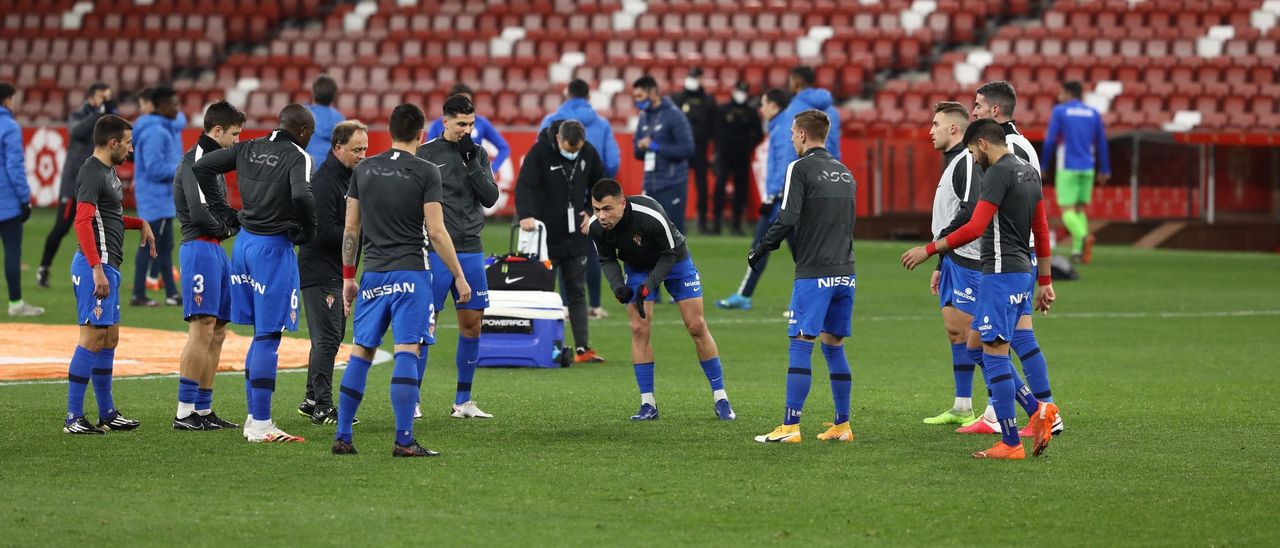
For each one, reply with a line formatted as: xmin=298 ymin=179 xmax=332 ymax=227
xmin=92 ymin=348 xmax=116 ymax=417
xmin=195 ymin=388 xmax=213 ymax=413
xmin=983 ymin=352 xmax=1022 ymax=447
xmin=178 ymin=377 xmax=198 ymax=405
xmin=1013 ymin=329 xmax=1053 ymax=403
xmin=699 ymin=356 xmax=725 ymax=392
xmin=784 ymin=338 xmax=814 ymax=425
xmin=633 ymin=362 xmax=655 ymax=398
xmin=822 ymin=343 xmax=851 ymax=425
xmin=336 ymin=355 xmax=372 ymax=443
xmin=416 ymin=346 xmax=428 ymax=403
xmin=455 ymin=335 xmax=480 ymax=405
xmin=65 ymin=346 xmax=97 ymax=420
xmin=390 ymin=351 xmax=420 ymax=446
xmin=243 ymin=344 xmax=255 ymax=412
xmin=968 ymin=346 xmax=990 ymax=400
xmin=248 ymin=334 xmax=281 ymax=421
xmin=952 ymin=342 xmax=975 ymax=398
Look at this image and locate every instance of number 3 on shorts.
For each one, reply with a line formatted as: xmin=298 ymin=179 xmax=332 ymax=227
xmin=192 ymin=273 xmax=204 ymax=294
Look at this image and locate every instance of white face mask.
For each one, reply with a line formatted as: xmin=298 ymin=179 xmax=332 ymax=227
xmin=733 ymin=90 xmax=749 ymax=104
xmin=559 ymin=148 xmax=579 ymax=161
xmin=684 ymin=77 xmax=700 ymax=91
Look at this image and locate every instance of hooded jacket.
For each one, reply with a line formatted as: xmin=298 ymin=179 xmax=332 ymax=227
xmin=515 ymin=121 xmax=606 ymax=259
xmin=539 ymin=97 xmax=621 ymax=177
xmin=633 ymin=97 xmax=695 ymax=194
xmin=765 ymin=87 xmax=842 ymax=200
xmin=133 ymin=112 xmax=185 ymax=221
xmin=0 ymin=106 xmax=30 ymax=222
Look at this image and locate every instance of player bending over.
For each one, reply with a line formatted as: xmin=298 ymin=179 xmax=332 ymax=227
xmin=332 ymin=104 xmax=470 ymax=457
xmin=62 ymin=115 xmax=156 ymax=434
xmin=751 ymin=110 xmax=858 ymax=444
xmin=588 ymin=178 xmax=734 ymax=421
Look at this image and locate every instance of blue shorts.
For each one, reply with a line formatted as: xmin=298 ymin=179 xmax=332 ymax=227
xmin=428 ymin=251 xmax=490 ymax=311
xmin=938 ymin=255 xmax=981 ymax=316
xmin=787 ymin=275 xmax=856 ymax=338
xmin=230 ymin=231 xmax=300 ymax=334
xmin=180 ymin=239 xmax=232 ymax=321
xmin=972 ymin=272 xmax=1033 ymax=343
xmin=70 ymin=253 xmax=121 ymax=327
xmin=352 ymin=270 xmax=436 ymax=348
xmin=624 ymin=256 xmax=703 ymax=302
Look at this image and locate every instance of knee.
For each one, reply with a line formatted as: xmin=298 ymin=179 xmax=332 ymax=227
xmin=210 ymin=327 xmax=227 ymax=347
xmin=629 ymin=323 xmax=650 ymax=341
xmin=945 ymin=326 xmax=965 ymax=343
xmin=684 ymin=318 xmax=708 ymax=338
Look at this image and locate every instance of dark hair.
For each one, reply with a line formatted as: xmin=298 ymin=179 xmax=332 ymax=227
xmin=793 ymin=109 xmax=830 ymax=143
xmin=763 ymin=88 xmax=790 ymax=110
xmin=632 ymin=75 xmax=658 ymax=93
xmin=558 ymin=120 xmax=585 ymax=145
xmin=1062 ymin=80 xmax=1084 ymax=99
xmin=87 ymin=82 xmax=110 ymax=96
xmin=93 ymin=114 xmax=132 ymax=147
xmin=448 ymin=83 xmax=474 ymax=97
xmin=332 ymin=119 xmax=368 ymax=147
xmin=591 ymin=178 xmax=624 ymax=201
xmin=934 ymin=101 xmax=969 ymax=122
xmin=0 ymin=83 xmax=14 ymax=104
xmin=203 ymin=100 xmax=246 ymax=132
xmin=389 ymin=103 xmax=426 ymax=143
xmin=442 ymin=94 xmax=475 ymax=118
xmin=312 ymin=75 xmax=337 ymax=106
xmin=962 ymin=118 xmax=1005 ymax=147
xmin=136 ymin=87 xmax=153 ymax=102
xmin=976 ymin=81 xmax=1017 ymax=117
xmin=567 ymin=79 xmax=589 ymax=98
xmin=150 ymin=86 xmax=176 ymax=104
xmin=790 ymin=65 xmax=816 ymax=87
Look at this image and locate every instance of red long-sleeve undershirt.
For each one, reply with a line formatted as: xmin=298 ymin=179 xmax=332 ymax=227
xmin=927 ymin=200 xmax=1053 ymax=285
xmin=74 ymin=202 xmax=144 ymax=267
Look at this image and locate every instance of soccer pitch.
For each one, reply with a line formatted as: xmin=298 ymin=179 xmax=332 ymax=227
xmin=2 ymin=209 xmax=1278 ymax=546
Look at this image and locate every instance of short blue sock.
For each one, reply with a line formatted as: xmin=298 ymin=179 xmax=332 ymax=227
xmin=195 ymin=388 xmax=213 ymax=412
xmin=455 ymin=335 xmax=480 ymax=405
xmin=633 ymin=362 xmax=655 ymax=396
xmin=784 ymin=338 xmax=814 ymax=425
xmin=983 ymin=352 xmax=1022 ymax=447
xmin=65 ymin=346 xmax=97 ymax=420
xmin=699 ymin=356 xmax=725 ymax=392
xmin=178 ymin=377 xmax=198 ymax=404
xmin=248 ymin=334 xmax=281 ymax=421
xmin=92 ymin=348 xmax=116 ymax=417
xmin=822 ymin=343 xmax=851 ymax=424
xmin=390 ymin=351 xmax=420 ymax=446
xmin=952 ymin=342 xmax=975 ymax=398
xmin=1013 ymin=329 xmax=1053 ymax=403
xmin=416 ymin=346 xmax=428 ymax=403
xmin=336 ymin=355 xmax=372 ymax=443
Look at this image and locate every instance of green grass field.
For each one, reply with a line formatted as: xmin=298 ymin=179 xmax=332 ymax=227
xmin=2 ymin=208 xmax=1278 ymax=546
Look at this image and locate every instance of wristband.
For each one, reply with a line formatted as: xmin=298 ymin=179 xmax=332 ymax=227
xmin=342 ymin=265 xmax=357 ymax=279
xmin=925 ymin=242 xmax=938 ymax=256
xmin=1038 ymin=275 xmax=1052 ymax=286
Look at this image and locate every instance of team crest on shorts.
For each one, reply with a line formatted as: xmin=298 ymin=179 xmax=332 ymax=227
xmin=325 ymin=294 xmax=336 ymax=309
xmin=633 ymin=234 xmax=642 ymax=246
xmin=193 ymin=293 xmax=203 ymax=307
xmin=290 ymin=310 xmax=297 ymax=323
xmin=93 ymin=305 xmax=103 ymax=319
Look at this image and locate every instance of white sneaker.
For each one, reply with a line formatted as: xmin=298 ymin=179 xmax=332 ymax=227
xmin=244 ymin=420 xmax=306 ymax=443
xmin=413 ymin=403 xmax=422 ymax=419
xmin=451 ymin=400 xmax=493 ymax=419
xmin=588 ymin=307 xmax=609 ymax=319
xmin=8 ymin=301 xmax=45 ymax=316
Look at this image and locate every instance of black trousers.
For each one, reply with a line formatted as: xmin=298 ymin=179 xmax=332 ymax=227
xmin=40 ymin=197 xmax=75 ymax=268
xmin=553 ymin=254 xmax=589 ymax=349
xmin=132 ymin=218 xmax=178 ymax=300
xmin=691 ymin=143 xmax=710 ymax=226
xmin=714 ymin=148 xmax=752 ymax=231
xmin=0 ymin=216 xmax=23 ymax=302
xmin=303 ymin=283 xmax=346 ymax=406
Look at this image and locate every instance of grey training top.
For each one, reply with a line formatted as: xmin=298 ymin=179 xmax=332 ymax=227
xmin=759 ymin=147 xmax=856 ymax=279
xmin=192 ymin=129 xmax=315 ymax=242
xmin=415 ymin=138 xmax=499 ymax=253
xmin=174 ymin=134 xmax=239 ymax=243
xmin=348 ymin=149 xmax=443 ymax=273
xmin=75 ymin=156 xmax=125 ymax=268
xmin=979 ymin=153 xmax=1044 ymax=275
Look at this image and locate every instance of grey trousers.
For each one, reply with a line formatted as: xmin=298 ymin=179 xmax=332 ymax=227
xmin=553 ymin=254 xmax=590 ymax=349
xmin=303 ymin=283 xmax=346 ymax=406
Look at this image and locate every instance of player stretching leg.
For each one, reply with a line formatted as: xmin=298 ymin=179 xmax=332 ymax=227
xmin=751 ymin=110 xmax=857 ymax=444
xmin=416 ymin=94 xmax=498 ymax=419
xmin=922 ymin=102 xmax=984 ymax=426
xmin=172 ymin=101 xmax=245 ymax=431
xmin=194 ymin=105 xmax=317 ymax=443
xmin=589 ymin=179 xmax=734 ymax=421
xmin=333 ymin=104 xmax=470 ymax=457
xmin=62 ymin=115 xmax=156 ymax=434
xmin=902 ymin=119 xmax=1060 ymax=459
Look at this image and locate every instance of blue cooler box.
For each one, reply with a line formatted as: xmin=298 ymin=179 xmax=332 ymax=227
xmin=477 ymin=290 xmax=570 ymax=368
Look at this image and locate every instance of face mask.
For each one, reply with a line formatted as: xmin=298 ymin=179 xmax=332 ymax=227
xmin=684 ymin=77 xmax=700 ymax=91
xmin=559 ymin=148 xmax=579 ymax=161
xmin=733 ymin=90 xmax=749 ymax=104
xmin=635 ymin=98 xmax=652 ymax=111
